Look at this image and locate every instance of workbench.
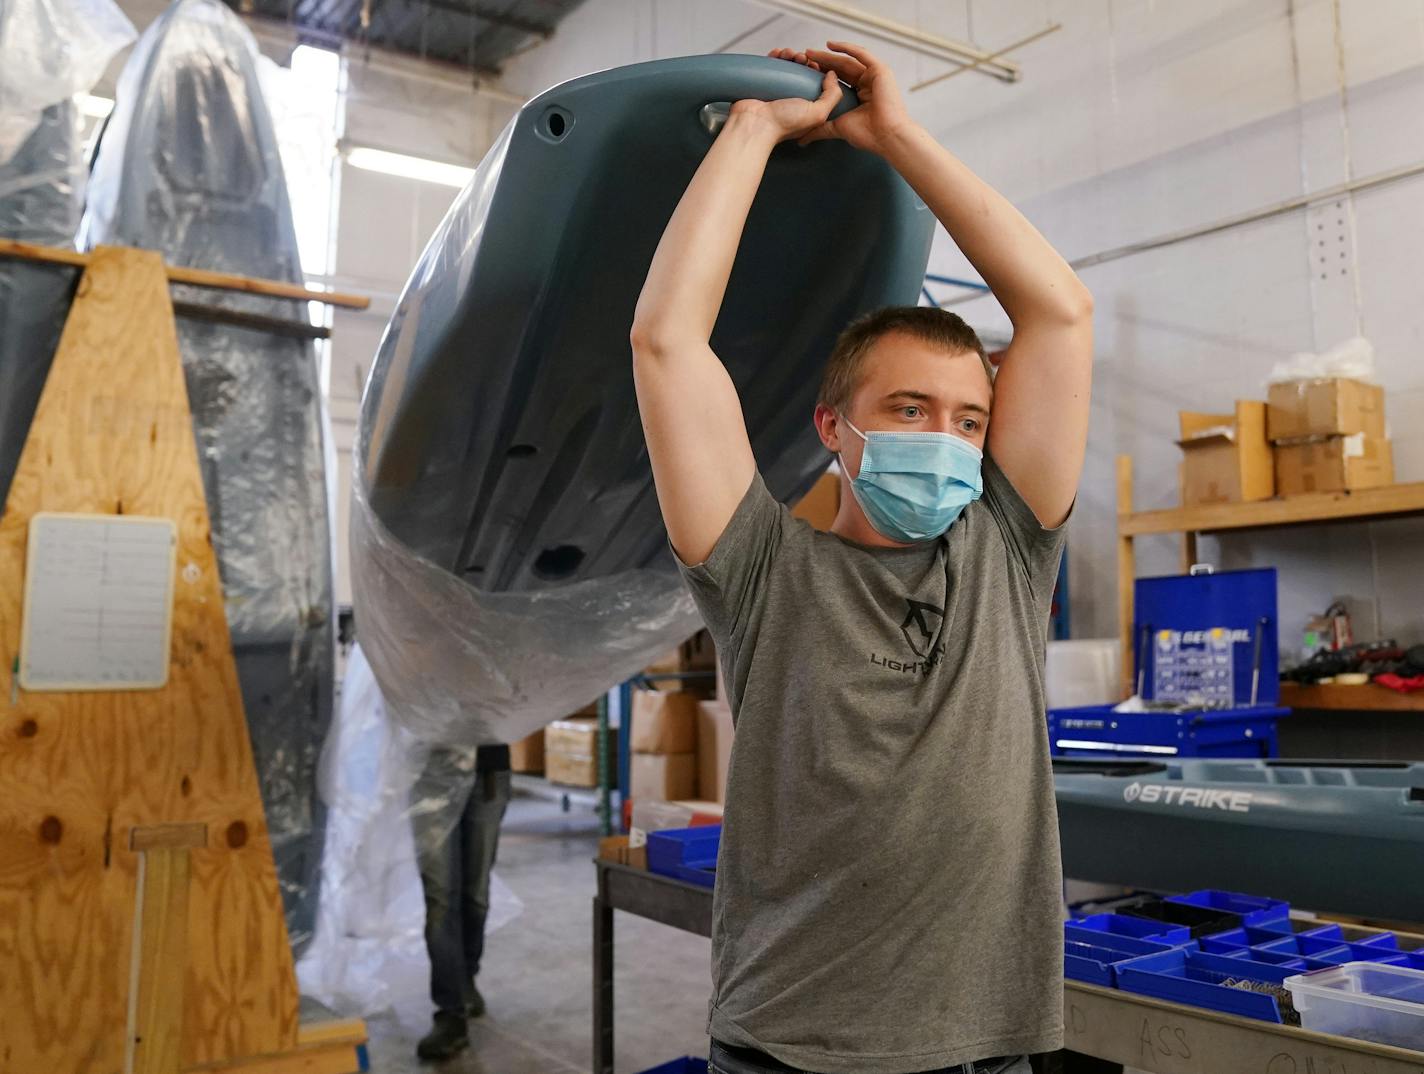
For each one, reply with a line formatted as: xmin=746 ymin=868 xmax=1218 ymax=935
xmin=591 ymin=860 xmax=1424 ymax=1074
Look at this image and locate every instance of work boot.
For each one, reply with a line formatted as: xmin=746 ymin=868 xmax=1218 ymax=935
xmin=466 ymin=983 xmax=486 ymax=1018
xmin=416 ymin=1011 xmax=469 ymax=1062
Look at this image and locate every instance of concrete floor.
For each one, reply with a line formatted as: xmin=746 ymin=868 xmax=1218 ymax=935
xmin=362 ymin=788 xmax=713 ymax=1074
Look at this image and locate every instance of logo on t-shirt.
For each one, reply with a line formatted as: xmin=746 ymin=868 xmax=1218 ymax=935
xmin=900 ymin=599 xmax=945 ymax=658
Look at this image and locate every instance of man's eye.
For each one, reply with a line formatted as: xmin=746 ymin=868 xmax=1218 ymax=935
xmin=960 ymin=417 xmax=980 ymax=432
xmin=901 ymin=406 xmax=922 ymax=418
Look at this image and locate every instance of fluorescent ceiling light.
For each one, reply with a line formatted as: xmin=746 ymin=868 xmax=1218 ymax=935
xmin=77 ymin=94 xmax=114 ymax=119
xmin=346 ymin=146 xmax=473 ymax=188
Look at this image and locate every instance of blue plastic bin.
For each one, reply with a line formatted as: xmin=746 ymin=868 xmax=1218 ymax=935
xmin=1167 ymin=889 xmax=1289 ymax=927
xmin=1064 ymin=930 xmax=1181 ymax=987
xmin=636 ymin=1059 xmax=709 ymax=1074
xmin=1067 ymin=913 xmax=1193 ymax=946
xmin=1114 ymin=948 xmax=1288 ymax=1023
xmin=647 ymin=826 xmax=720 ymax=889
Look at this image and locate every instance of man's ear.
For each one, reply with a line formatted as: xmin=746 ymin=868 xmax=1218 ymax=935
xmin=814 ymin=403 xmax=841 ymax=453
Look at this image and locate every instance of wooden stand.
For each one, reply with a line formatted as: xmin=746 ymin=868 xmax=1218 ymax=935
xmin=1116 ymin=453 xmax=1424 ymax=708
xmin=0 ymin=245 xmax=365 ymax=1074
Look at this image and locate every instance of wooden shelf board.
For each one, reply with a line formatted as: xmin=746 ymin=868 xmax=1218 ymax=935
xmin=1280 ymin=682 xmax=1424 ymax=711
xmin=1120 ymin=482 xmax=1424 ymax=536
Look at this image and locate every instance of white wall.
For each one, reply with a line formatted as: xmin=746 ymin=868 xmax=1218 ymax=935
xmin=503 ymin=0 xmax=1424 ymax=653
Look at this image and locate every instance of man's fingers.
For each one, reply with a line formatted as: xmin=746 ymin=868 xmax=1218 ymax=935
xmin=826 ymin=40 xmax=881 ymax=71
xmin=797 ymin=119 xmax=839 ymax=146
xmin=814 ymin=68 xmax=843 ymax=113
xmin=804 ymin=48 xmax=864 ymax=83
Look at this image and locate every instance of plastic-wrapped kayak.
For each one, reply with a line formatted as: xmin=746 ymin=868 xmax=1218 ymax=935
xmin=353 ymin=55 xmax=933 ymax=745
xmin=1054 ymin=758 xmax=1424 ymax=921
xmin=81 ymin=0 xmax=334 ymax=952
xmin=0 ymin=102 xmax=82 ymax=507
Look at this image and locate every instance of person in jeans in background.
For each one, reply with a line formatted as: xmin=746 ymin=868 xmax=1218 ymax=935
xmin=412 ymin=742 xmax=512 ymax=1062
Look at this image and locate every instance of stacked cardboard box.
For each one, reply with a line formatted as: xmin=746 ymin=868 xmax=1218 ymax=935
xmin=1267 ymin=378 xmax=1392 ymax=495
xmin=642 ymin=629 xmax=717 ymax=698
xmin=696 ymin=697 xmax=734 ymax=805
xmin=1177 ymin=402 xmax=1274 ymax=507
xmin=629 ymin=690 xmax=698 ymax=800
xmin=509 ymin=728 xmax=545 ymax=774
xmin=544 ymin=706 xmax=608 ymax=788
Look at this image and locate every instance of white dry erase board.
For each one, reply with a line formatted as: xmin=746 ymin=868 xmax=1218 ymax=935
xmin=18 ymin=513 xmax=178 ymax=691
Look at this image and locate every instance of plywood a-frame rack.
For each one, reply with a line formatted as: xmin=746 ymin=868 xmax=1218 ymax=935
xmin=0 ymin=243 xmax=368 ymax=1074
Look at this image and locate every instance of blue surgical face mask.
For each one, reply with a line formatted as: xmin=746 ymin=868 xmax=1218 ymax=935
xmin=839 ymin=415 xmax=984 ymax=543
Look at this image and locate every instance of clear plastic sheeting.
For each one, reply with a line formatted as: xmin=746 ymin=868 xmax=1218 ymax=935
xmin=0 ymin=0 xmax=135 ymax=165
xmin=81 ymin=0 xmax=335 ymax=954
xmin=1268 ymin=336 xmax=1377 ymax=385
xmin=296 ymin=646 xmax=523 ymax=1027
xmin=0 ymin=0 xmax=133 ymax=505
xmin=351 ymin=451 xmax=702 ymax=746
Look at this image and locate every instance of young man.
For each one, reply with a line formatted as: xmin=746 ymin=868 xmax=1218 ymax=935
xmin=631 ymin=41 xmax=1092 ymax=1074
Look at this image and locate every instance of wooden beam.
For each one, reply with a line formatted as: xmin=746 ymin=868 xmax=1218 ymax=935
xmin=1121 ymin=480 xmax=1424 ymax=536
xmin=132 ymin=847 xmax=192 ymax=1074
xmin=181 ymin=1021 xmax=367 ymax=1074
xmin=0 ymin=238 xmax=370 ymax=310
xmin=1116 ymin=455 xmax=1136 ymax=700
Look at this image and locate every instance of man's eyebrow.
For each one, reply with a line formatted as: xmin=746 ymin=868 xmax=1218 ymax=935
xmin=882 ymin=389 xmax=933 ymax=402
xmin=960 ymin=402 xmax=991 ymax=417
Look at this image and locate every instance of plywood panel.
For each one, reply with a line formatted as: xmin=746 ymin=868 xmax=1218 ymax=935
xmin=0 ymin=246 xmax=298 ymax=1073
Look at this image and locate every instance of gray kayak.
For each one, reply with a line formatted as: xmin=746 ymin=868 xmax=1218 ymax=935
xmin=82 ymin=0 xmax=334 ymax=952
xmin=1055 ymin=758 xmax=1424 ymax=922
xmin=354 ymin=55 xmax=934 ymax=745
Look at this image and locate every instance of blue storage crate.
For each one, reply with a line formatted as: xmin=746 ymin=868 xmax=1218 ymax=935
xmin=1067 ymin=912 xmax=1193 ymax=946
xmin=1256 ymin=935 xmax=1416 ymax=967
xmin=1199 ymin=923 xmax=1343 ymax=951
xmin=1114 ymin=949 xmax=1288 ymax=1023
xmin=1167 ymin=889 xmax=1289 ymax=927
xmin=1064 ymin=929 xmax=1181 ymax=987
xmin=636 ymin=1059 xmax=709 ymax=1074
xmin=1048 ymin=569 xmax=1288 ymax=759
xmin=647 ymin=826 xmax=720 ymax=889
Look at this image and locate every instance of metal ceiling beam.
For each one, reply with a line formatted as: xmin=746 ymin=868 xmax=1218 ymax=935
xmin=743 ymin=0 xmax=1020 ymax=82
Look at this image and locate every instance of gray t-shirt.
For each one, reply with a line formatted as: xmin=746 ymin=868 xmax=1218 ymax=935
xmin=675 ymin=456 xmax=1067 ymax=1074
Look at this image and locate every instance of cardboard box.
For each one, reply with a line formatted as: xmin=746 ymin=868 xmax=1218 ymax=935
xmin=1267 ymin=378 xmax=1385 ymax=442
xmin=596 ymin=835 xmax=649 ymax=868
xmin=1177 ymin=402 xmax=1274 ymax=507
xmin=546 ymin=750 xmax=598 ymax=787
xmin=670 ymin=800 xmax=725 ymax=821
xmin=643 ymin=629 xmax=717 ymax=696
xmin=545 ymin=716 xmax=598 ymax=756
xmin=791 ymin=470 xmax=841 ymax=530
xmin=1274 ymin=434 xmax=1394 ymax=496
xmin=630 ymin=752 xmax=697 ymax=801
xmin=510 ymin=728 xmax=545 ymax=774
xmin=630 ymin=689 xmax=698 ymax=754
xmin=696 ymin=699 xmax=735 ymax=804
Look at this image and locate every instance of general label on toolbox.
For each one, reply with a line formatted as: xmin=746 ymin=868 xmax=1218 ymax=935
xmin=1153 ymin=627 xmax=1239 ymax=704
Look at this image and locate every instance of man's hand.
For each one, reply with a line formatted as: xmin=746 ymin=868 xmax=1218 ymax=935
xmin=768 ymin=42 xmax=914 ymax=154
xmin=731 ymin=67 xmax=842 ymax=144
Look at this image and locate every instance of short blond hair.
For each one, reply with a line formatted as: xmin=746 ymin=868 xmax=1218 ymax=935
xmin=817 ymin=306 xmax=993 ymax=413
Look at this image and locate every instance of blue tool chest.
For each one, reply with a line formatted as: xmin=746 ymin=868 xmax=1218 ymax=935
xmin=1049 ymin=568 xmax=1288 ymax=759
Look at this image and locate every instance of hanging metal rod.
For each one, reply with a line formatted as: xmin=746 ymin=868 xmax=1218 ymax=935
xmin=744 ymin=0 xmax=1020 ymax=82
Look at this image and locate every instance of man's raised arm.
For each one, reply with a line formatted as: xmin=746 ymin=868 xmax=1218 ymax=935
xmin=631 ymin=70 xmax=842 ymax=565
xmin=800 ymin=42 xmax=1093 ymax=528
